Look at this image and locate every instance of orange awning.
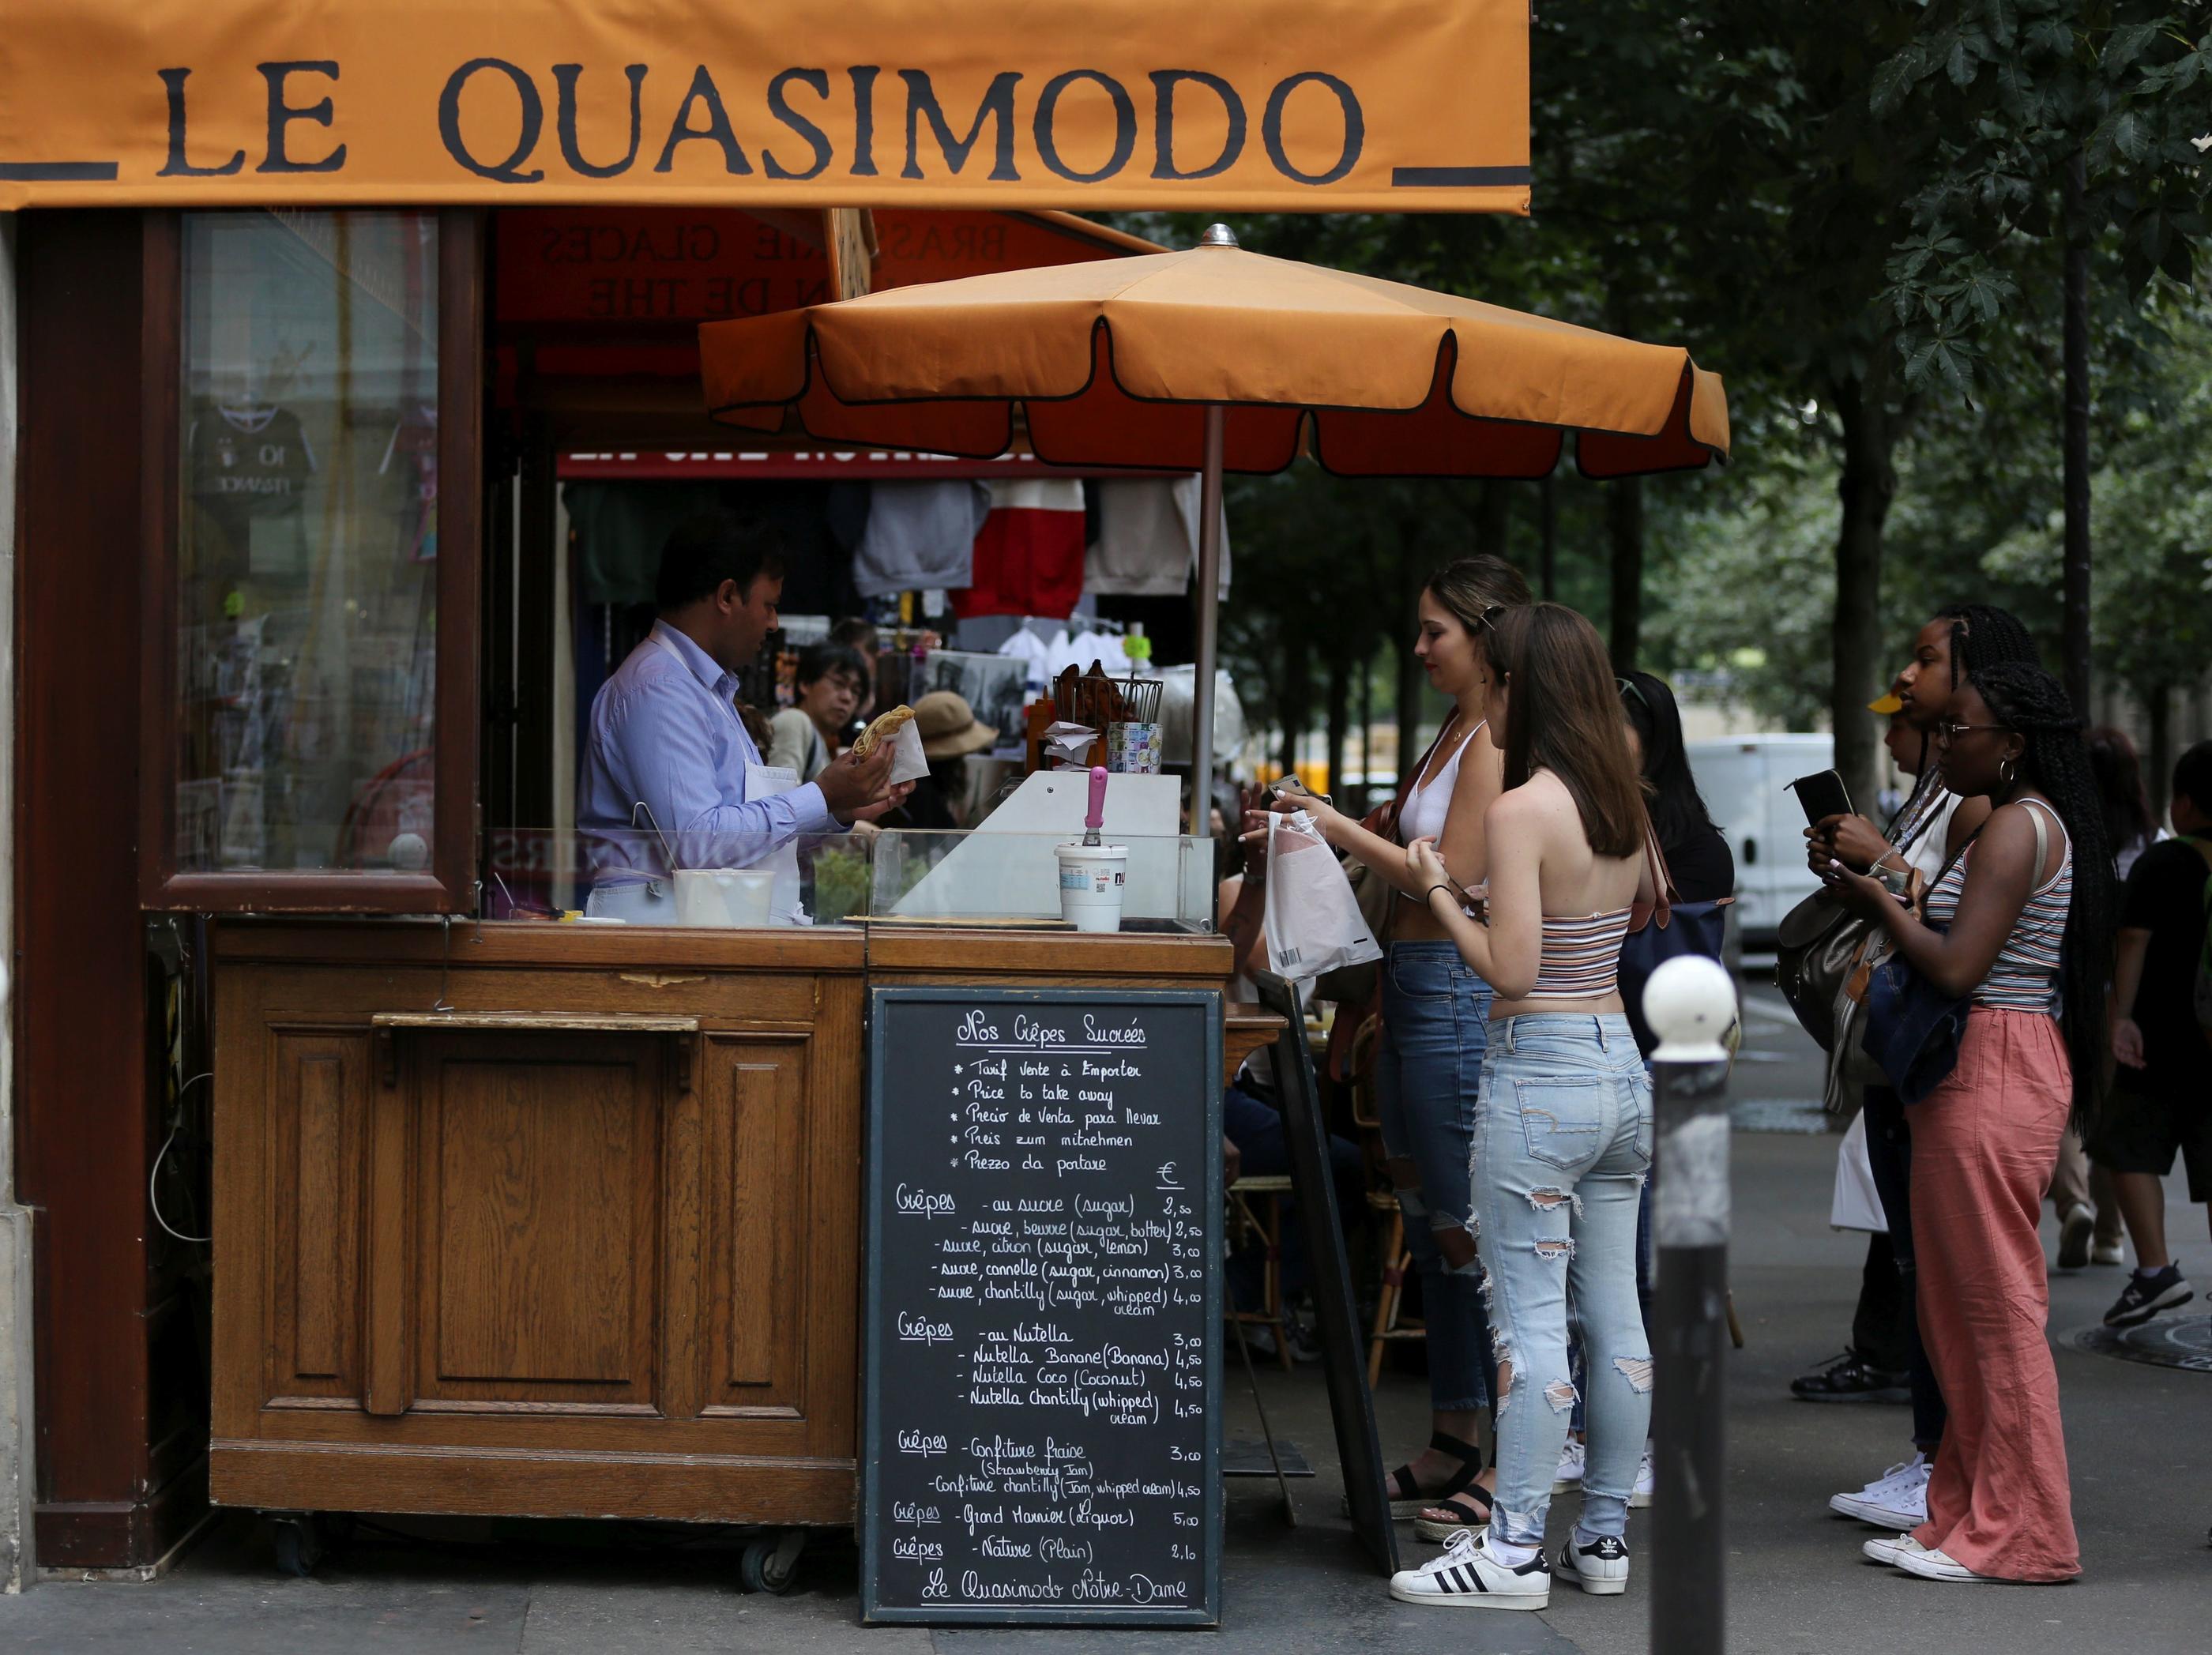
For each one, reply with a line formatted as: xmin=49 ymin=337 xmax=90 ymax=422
xmin=700 ymin=237 xmax=1729 ymax=479
xmin=0 ymin=2 xmax=1529 ymax=213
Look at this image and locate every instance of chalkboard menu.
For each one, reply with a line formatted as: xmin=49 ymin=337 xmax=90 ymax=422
xmin=862 ymin=987 xmax=1223 ymax=1627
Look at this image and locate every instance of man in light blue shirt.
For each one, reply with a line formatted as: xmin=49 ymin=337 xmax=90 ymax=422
xmin=579 ymin=511 xmax=903 ymax=921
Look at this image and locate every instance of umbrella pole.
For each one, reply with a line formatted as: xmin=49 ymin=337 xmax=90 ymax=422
xmin=1192 ymin=403 xmax=1225 ymax=842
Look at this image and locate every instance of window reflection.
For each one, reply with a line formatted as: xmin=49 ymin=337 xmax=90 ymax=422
xmin=177 ymin=210 xmax=440 ymax=875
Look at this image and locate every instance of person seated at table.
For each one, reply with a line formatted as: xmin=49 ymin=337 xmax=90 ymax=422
xmin=768 ymin=642 xmax=871 ymax=784
xmin=577 ymin=511 xmax=908 ymax=922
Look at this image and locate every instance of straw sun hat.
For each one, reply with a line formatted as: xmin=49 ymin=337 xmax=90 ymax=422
xmin=911 ymin=690 xmax=999 ymax=760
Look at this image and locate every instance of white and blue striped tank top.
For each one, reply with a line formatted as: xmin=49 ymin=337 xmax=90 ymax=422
xmin=1923 ymin=797 xmax=2071 ymax=1014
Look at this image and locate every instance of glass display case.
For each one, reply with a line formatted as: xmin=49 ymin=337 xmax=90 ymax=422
xmin=867 ymin=829 xmax=1216 ymax=931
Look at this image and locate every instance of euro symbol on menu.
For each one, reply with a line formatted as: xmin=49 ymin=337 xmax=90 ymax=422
xmin=1156 ymin=1162 xmax=1180 ymax=1187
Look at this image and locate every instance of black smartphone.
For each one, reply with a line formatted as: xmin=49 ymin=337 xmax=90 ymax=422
xmin=1788 ymin=769 xmax=1853 ymax=826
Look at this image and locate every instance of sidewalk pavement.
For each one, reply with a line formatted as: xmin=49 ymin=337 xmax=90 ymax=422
xmin=3 ymin=1036 xmax=2206 ymax=1650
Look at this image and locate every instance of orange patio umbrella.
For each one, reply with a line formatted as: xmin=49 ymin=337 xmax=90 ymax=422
xmin=698 ymin=224 xmax=1729 ymax=796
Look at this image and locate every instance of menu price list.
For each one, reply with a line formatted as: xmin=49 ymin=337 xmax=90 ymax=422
xmin=863 ymin=991 xmax=1221 ymax=1626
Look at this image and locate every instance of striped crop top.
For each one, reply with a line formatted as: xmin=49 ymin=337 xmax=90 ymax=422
xmin=1923 ymin=797 xmax=2071 ymax=1014
xmin=1524 ymin=906 xmax=1635 ymax=1001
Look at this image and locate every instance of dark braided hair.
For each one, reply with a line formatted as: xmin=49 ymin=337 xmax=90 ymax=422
xmin=1887 ymin=604 xmax=2045 ymax=835
xmin=1968 ymin=662 xmax=2115 ymax=1130
xmin=1938 ymin=603 xmax=2041 ymax=683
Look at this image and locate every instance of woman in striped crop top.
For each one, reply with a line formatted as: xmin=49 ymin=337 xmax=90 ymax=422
xmin=1389 ymin=604 xmax=1658 ymax=1612
xmin=1819 ymin=662 xmax=2115 ymax=1586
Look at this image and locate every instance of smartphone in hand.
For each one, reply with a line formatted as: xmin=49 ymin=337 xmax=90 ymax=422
xmin=1787 ymin=769 xmax=1853 ymax=826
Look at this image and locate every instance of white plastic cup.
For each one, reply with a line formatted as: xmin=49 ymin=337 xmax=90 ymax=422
xmin=674 ymin=867 xmax=777 ymax=927
xmin=1054 ymin=843 xmax=1129 ymax=933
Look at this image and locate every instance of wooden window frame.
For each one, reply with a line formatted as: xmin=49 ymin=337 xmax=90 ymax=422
xmin=139 ymin=208 xmax=483 ymax=913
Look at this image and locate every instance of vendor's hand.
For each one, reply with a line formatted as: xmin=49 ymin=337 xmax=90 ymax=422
xmin=1815 ymin=852 xmax=1893 ymax=920
xmin=1406 ymin=836 xmax=1448 ymax=893
xmin=844 ymin=779 xmax=916 ymax=825
xmin=2112 ymin=1016 xmax=2146 ymax=1070
xmin=818 ymin=742 xmax=897 ymax=822
xmin=1807 ymin=812 xmax=1892 ymax=876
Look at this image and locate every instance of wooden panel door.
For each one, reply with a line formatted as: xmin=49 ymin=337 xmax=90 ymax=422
xmin=408 ymin=1032 xmax=665 ymax=1412
xmin=699 ymin=1033 xmax=811 ymax=1416
xmin=264 ymin=1028 xmax=374 ymax=1405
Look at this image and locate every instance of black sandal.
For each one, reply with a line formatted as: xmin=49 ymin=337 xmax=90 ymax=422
xmin=1383 ymin=1431 xmax=1483 ymax=1520
xmin=1411 ymin=1482 xmax=1495 ymax=1543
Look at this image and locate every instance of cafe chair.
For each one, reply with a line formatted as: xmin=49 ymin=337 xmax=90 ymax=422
xmin=1227 ymin=1174 xmax=1298 ymax=1374
xmin=1344 ymin=1015 xmax=1425 ymax=1387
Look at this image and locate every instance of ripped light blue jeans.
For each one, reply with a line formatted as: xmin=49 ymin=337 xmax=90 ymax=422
xmin=1375 ymin=941 xmax=1497 ymax=1414
xmin=1473 ymin=1014 xmax=1653 ymax=1545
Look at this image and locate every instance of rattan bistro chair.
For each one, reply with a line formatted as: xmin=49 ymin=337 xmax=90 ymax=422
xmin=1227 ymin=1174 xmax=1298 ymax=1373
xmin=1345 ymin=1015 xmax=1427 ymax=1386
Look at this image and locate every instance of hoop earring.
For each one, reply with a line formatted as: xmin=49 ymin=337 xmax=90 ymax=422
xmin=1999 ymin=757 xmax=2018 ymax=786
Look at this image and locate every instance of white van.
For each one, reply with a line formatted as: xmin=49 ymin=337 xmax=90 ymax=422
xmin=1685 ymin=733 xmax=1834 ymax=949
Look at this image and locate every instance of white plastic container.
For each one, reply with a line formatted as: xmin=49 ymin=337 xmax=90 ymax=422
xmin=1054 ymin=842 xmax=1129 ymax=933
xmin=674 ymin=867 xmax=777 ymax=927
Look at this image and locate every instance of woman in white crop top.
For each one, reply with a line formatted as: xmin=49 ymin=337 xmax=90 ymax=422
xmin=1250 ymin=555 xmax=1529 ymax=1529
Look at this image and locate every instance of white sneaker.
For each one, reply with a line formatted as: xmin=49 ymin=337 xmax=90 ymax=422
xmin=1552 ymin=1436 xmax=1586 ymax=1493
xmin=1630 ymin=1445 xmax=1655 ymax=1510
xmin=1388 ymin=1528 xmax=1552 ymax=1611
xmin=1829 ymin=1453 xmax=1930 ymax=1528
xmin=1893 ymin=1544 xmax=1996 ymax=1583
xmin=1862 ymin=1532 xmax=1929 ymax=1568
xmin=1553 ymin=1533 xmax=1630 ymax=1595
xmin=2090 ymin=1241 xmax=2126 ymax=1266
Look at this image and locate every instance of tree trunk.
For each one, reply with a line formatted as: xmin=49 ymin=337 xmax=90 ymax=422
xmin=1832 ymin=371 xmax=1900 ymax=817
xmin=2061 ymin=154 xmax=2094 ymax=717
xmin=1608 ymin=476 xmax=1644 ymax=674
xmin=2146 ymin=683 xmax=2173 ymax=822
xmin=1324 ymin=651 xmax=1349 ymax=803
xmin=1276 ymin=634 xmax=1303 ymax=780
xmin=1395 ymin=517 xmax=1424 ymax=784
xmin=1540 ymin=473 xmax=1559 ymax=600
xmin=1478 ymin=480 xmax=1514 ymax=562
xmin=1356 ymin=649 xmax=1374 ymax=811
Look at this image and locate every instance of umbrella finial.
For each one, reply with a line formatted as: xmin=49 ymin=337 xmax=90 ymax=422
xmin=1198 ymin=223 xmax=1239 ymax=248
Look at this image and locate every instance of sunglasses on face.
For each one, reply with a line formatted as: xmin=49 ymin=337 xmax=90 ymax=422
xmin=1934 ymin=718 xmax=2011 ymax=744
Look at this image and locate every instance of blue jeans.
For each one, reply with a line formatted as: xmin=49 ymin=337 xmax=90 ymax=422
xmin=1474 ymin=1014 xmax=1653 ymax=1545
xmin=1375 ymin=941 xmax=1496 ymax=1414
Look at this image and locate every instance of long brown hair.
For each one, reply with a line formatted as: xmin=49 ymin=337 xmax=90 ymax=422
xmin=1423 ymin=555 xmax=1533 ymax=644
xmin=1488 ymin=604 xmax=1644 ymax=858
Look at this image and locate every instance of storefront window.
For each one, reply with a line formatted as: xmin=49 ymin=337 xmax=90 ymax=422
xmin=174 ymin=211 xmax=442 ymax=877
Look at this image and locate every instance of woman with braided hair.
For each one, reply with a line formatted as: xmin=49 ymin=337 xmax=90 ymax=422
xmin=1820 ymin=660 xmax=2112 ymax=1584
xmin=1798 ymin=604 xmax=2043 ymax=1540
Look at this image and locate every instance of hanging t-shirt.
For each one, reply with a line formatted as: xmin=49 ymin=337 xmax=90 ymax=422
xmin=564 ymin=481 xmax=724 ymax=607
xmin=1084 ymin=475 xmax=1232 ymax=598
xmin=852 ymin=480 xmax=991 ymax=597
xmin=188 ymin=400 xmax=318 ymax=577
xmin=953 ymin=478 xmax=1087 ymax=620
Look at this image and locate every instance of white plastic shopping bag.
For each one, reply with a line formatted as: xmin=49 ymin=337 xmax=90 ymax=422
xmin=1262 ymin=810 xmax=1383 ymax=984
xmin=1829 ymin=1109 xmax=1889 ymax=1233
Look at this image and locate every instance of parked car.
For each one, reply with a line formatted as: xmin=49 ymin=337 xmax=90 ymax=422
xmin=1686 ymin=733 xmax=1833 ymax=950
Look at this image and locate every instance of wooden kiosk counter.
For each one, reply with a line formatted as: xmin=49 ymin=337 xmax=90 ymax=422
xmin=209 ymin=918 xmax=1264 ymax=1533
